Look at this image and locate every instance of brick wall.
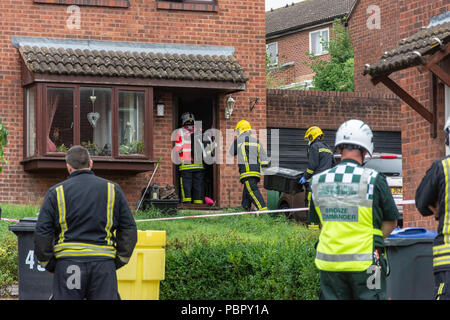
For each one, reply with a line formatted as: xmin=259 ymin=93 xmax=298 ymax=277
xmin=266 ymin=23 xmax=332 ymax=87
xmin=349 ymin=0 xmax=449 ymax=228
xmin=0 ymin=0 xmax=266 ymax=209
xmin=267 ymin=89 xmax=401 ymax=131
xmin=348 ymin=0 xmax=401 ymax=95
xmin=395 ymin=0 xmax=449 ymax=228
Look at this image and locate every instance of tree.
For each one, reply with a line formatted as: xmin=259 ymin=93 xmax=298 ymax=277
xmin=307 ymin=19 xmax=354 ymax=92
xmin=0 ymin=118 xmax=9 ymax=172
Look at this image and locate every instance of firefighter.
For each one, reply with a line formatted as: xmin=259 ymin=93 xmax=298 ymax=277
xmin=308 ymin=119 xmax=399 ymax=300
xmin=174 ymin=112 xmax=205 ymax=204
xmin=300 ymin=126 xmax=335 ymax=230
xmin=229 ymin=120 xmax=270 ymax=211
xmin=34 ymin=145 xmax=137 ymax=300
xmin=415 ymin=117 xmax=450 ymax=300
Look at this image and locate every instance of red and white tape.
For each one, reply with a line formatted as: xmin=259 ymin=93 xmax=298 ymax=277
xmin=0 ymin=200 xmax=415 ymax=224
xmin=135 ymin=199 xmax=415 ymax=223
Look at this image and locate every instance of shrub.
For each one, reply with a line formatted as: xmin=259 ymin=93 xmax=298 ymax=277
xmin=0 ymin=235 xmax=18 ymax=296
xmin=160 ymin=231 xmax=320 ymax=300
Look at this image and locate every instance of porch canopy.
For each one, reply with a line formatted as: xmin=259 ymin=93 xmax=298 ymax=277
xmin=363 ymin=17 xmax=450 ymax=138
xmin=12 ymin=36 xmax=248 ymax=92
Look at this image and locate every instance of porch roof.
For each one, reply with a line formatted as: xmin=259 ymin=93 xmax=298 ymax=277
xmin=12 ymin=37 xmax=249 ymax=84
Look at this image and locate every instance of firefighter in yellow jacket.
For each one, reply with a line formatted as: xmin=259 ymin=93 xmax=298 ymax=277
xmin=308 ymin=119 xmax=398 ymax=300
xmin=229 ymin=120 xmax=270 ymax=211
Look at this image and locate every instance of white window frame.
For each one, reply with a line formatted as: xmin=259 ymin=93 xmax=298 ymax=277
xmin=309 ymin=27 xmax=329 ymax=56
xmin=266 ymin=42 xmax=278 ymax=66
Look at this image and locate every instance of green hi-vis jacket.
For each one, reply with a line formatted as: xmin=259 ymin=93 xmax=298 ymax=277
xmin=309 ymin=159 xmax=399 ymax=272
xmin=34 ymin=170 xmax=137 ymax=272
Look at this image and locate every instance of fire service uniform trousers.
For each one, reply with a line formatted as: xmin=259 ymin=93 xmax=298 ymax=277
xmin=52 ymin=258 xmax=120 ymax=300
xmin=180 ymin=169 xmax=204 ymax=204
xmin=241 ymin=177 xmax=267 ymax=211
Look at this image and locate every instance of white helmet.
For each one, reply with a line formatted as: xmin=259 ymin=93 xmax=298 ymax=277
xmin=181 ymin=112 xmax=195 ymax=125
xmin=335 ymin=119 xmax=374 ymax=156
xmin=444 ymin=117 xmax=450 ymax=146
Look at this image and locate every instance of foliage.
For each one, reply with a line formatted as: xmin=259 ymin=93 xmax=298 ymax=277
xmin=56 ymin=143 xmax=69 ymax=153
xmin=265 ymin=52 xmax=286 ymax=89
xmin=0 ymin=118 xmax=10 ymax=172
xmin=81 ymin=140 xmax=101 ymax=155
xmin=119 ymin=140 xmax=144 ymax=155
xmin=0 ymin=235 xmax=18 ymax=296
xmin=306 ymin=19 xmax=354 ymax=92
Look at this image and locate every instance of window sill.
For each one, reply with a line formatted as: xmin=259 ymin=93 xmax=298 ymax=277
xmin=156 ymin=1 xmax=218 ymax=12
xmin=33 ymin=0 xmax=130 ymax=8
xmin=21 ymin=156 xmax=155 ymax=174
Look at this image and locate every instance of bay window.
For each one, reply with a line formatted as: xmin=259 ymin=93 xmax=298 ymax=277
xmin=23 ymin=83 xmax=153 ymax=172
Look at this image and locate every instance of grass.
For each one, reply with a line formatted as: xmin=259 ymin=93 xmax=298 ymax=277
xmin=0 ymin=204 xmax=320 ymax=299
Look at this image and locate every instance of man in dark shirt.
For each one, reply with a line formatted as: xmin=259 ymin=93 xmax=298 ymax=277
xmin=415 ymin=118 xmax=450 ymax=300
xmin=34 ymin=145 xmax=137 ymax=300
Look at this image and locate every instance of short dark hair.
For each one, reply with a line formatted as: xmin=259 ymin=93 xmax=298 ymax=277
xmin=65 ymin=145 xmax=90 ymax=169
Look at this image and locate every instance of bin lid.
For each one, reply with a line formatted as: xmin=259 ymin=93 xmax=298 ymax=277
xmin=388 ymin=227 xmax=437 ymax=239
xmin=263 ymin=167 xmax=304 ymax=178
xmin=385 ymin=227 xmax=437 ymax=246
xmin=8 ymin=217 xmax=38 ymax=233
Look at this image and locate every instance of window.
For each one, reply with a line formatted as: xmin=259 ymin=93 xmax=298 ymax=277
xmin=156 ymin=0 xmax=218 ymax=12
xmin=309 ymin=28 xmax=329 ymax=56
xmin=266 ymin=42 xmax=278 ymax=66
xmin=23 ymin=83 xmax=153 ymax=172
xmin=33 ymin=0 xmax=130 ymax=8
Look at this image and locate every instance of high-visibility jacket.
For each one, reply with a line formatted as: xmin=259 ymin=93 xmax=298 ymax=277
xmin=416 ymin=156 xmax=450 ymax=272
xmin=229 ymin=132 xmax=270 ymax=182
xmin=174 ymin=125 xmax=204 ymax=171
xmin=34 ymin=170 xmax=137 ymax=272
xmin=311 ymin=161 xmax=383 ymax=272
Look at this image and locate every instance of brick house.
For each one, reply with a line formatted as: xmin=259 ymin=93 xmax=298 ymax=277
xmin=265 ymin=0 xmax=356 ymax=89
xmin=0 ymin=0 xmax=267 ymax=210
xmin=348 ymin=0 xmax=449 ymax=228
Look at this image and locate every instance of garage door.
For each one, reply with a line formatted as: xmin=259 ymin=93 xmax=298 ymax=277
xmin=267 ymin=128 xmax=401 ymax=171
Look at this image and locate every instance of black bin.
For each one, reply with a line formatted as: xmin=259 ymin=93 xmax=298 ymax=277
xmin=8 ymin=217 xmax=53 ymax=300
xmin=385 ymin=227 xmax=437 ymax=300
xmin=263 ymin=167 xmax=304 ymax=195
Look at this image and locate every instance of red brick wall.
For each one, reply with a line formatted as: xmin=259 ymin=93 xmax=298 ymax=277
xmin=266 ymin=89 xmax=401 ymax=131
xmin=266 ymin=23 xmax=332 ymax=87
xmin=395 ymin=0 xmax=449 ymax=229
xmin=0 ymin=0 xmax=267 ymax=210
xmin=348 ymin=0 xmax=401 ymax=95
xmin=349 ymin=0 xmax=449 ymax=228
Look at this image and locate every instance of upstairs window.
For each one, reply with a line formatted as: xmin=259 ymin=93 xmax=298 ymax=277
xmin=309 ymin=28 xmax=329 ymax=56
xmin=266 ymin=42 xmax=278 ymax=66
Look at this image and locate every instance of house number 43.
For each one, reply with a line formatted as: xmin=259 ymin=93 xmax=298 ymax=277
xmin=25 ymin=250 xmax=46 ymax=271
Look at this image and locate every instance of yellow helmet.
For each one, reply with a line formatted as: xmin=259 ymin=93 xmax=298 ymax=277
xmin=235 ymin=120 xmax=252 ymax=135
xmin=305 ymin=126 xmax=324 ymax=144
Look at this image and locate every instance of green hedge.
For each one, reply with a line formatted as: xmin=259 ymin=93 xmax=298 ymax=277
xmin=160 ymin=232 xmax=320 ymax=300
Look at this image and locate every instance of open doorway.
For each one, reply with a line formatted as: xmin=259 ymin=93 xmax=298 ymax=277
xmin=174 ymin=94 xmax=217 ymax=208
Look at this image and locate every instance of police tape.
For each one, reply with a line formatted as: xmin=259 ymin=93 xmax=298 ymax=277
xmin=135 ymin=199 xmax=415 ymax=223
xmin=0 ymin=199 xmax=416 ymax=224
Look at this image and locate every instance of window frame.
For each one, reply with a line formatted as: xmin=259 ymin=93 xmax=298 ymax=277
xmin=22 ymin=82 xmax=154 ymax=171
xmin=266 ymin=42 xmax=278 ymax=67
xmin=309 ymin=27 xmax=330 ymax=56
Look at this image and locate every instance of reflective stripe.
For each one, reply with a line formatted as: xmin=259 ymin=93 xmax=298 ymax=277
xmin=442 ymin=158 xmax=450 ymax=244
xmin=56 ymin=185 xmax=67 ymax=244
xmin=54 ymin=242 xmax=116 ymax=259
xmin=240 ymin=171 xmax=261 ymax=180
xmin=118 ymin=255 xmax=130 ymax=264
xmin=105 ymin=183 xmax=115 ymax=246
xmin=318 ymin=148 xmax=333 ymax=154
xmin=306 ymin=169 xmax=314 ymax=174
xmin=241 ymin=143 xmax=250 ymax=173
xmin=373 ymin=228 xmax=383 ymax=237
xmin=179 ymin=164 xmax=204 ymax=171
xmin=180 ymin=177 xmax=187 ymax=202
xmin=433 ymin=244 xmax=450 ymax=255
xmin=38 ymin=260 xmax=49 ymax=268
xmin=245 ymin=180 xmax=263 ymax=210
xmin=433 ymin=256 xmax=450 ymax=268
xmin=193 ymin=200 xmax=204 ymax=204
xmin=316 ymin=252 xmax=372 ymax=262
